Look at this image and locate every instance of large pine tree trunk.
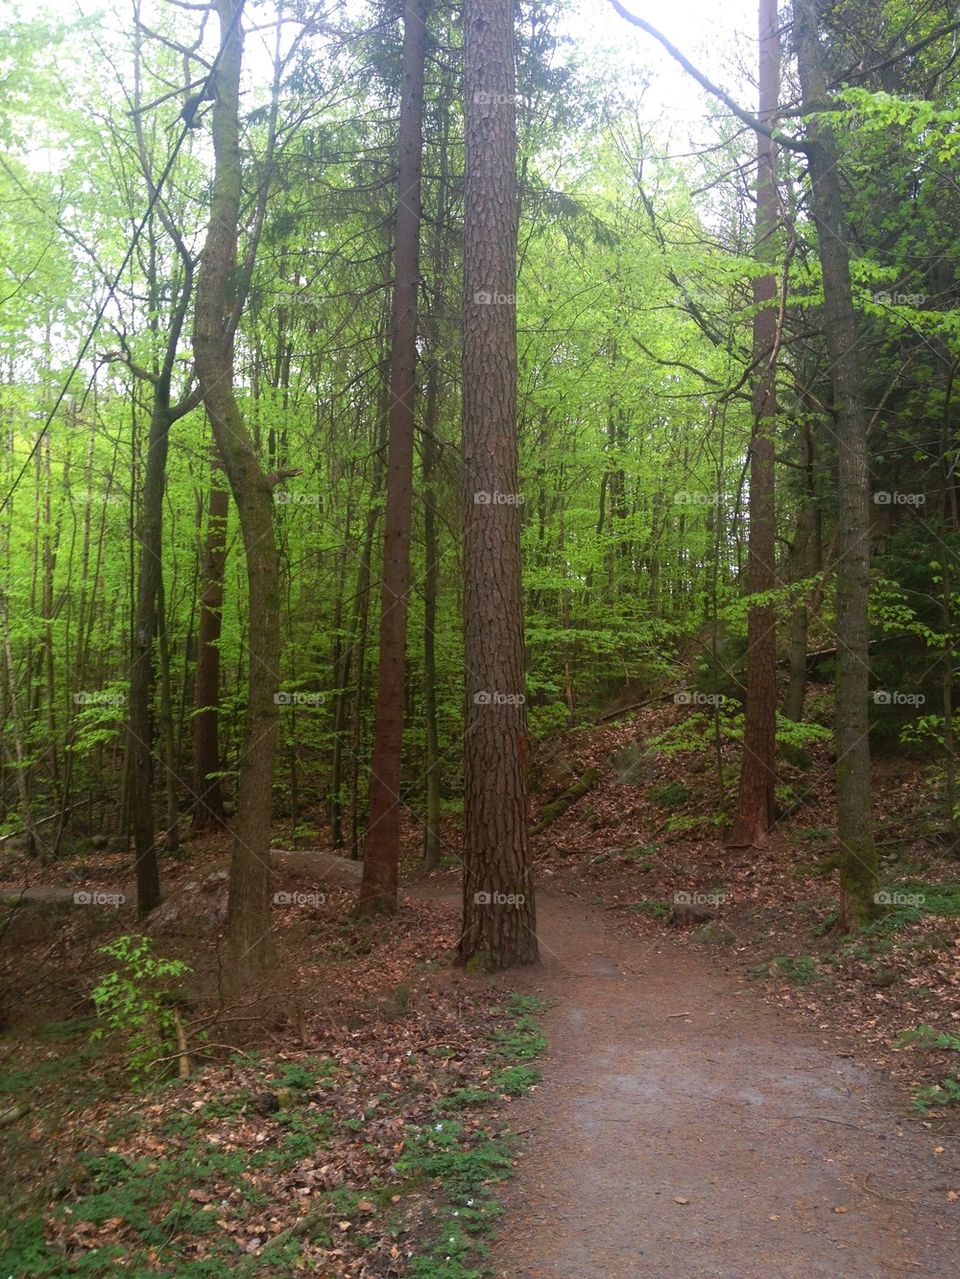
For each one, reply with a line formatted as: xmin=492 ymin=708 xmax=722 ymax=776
xmin=194 ymin=0 xmax=280 ymax=991
xmin=795 ymin=0 xmax=879 ymax=929
xmin=458 ymin=0 xmax=538 ymax=969
xmin=729 ymin=0 xmax=779 ymax=848
xmin=360 ymin=0 xmax=429 ymax=912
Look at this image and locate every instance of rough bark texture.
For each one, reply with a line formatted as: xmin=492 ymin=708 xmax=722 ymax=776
xmin=360 ymin=0 xmax=429 ymax=913
xmin=458 ymin=0 xmax=538 ymax=969
xmin=191 ymin=471 xmax=229 ymax=830
xmin=729 ymin=0 xmax=779 ymax=849
xmin=795 ymin=0 xmax=879 ymax=929
xmin=193 ymin=0 xmax=278 ymax=991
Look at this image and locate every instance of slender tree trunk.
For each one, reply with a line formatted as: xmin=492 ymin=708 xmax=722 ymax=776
xmin=360 ymin=0 xmax=430 ymax=912
xmin=194 ymin=0 xmax=281 ymax=991
xmin=129 ymin=397 xmax=170 ymax=914
xmin=729 ymin=0 xmax=779 ymax=847
xmin=458 ymin=0 xmax=538 ymax=969
xmin=795 ymin=0 xmax=879 ymax=928
xmin=330 ymin=504 xmax=379 ymax=848
xmin=157 ymin=573 xmax=179 ymax=852
xmin=421 ymin=355 xmax=442 ymax=870
xmin=785 ymin=416 xmax=820 ymax=721
xmin=191 ymin=466 xmax=229 ymax=830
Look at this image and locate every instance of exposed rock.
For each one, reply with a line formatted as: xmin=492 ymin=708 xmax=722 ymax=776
xmin=691 ymin=920 xmax=737 ymax=946
xmin=146 ymin=850 xmax=362 ymax=937
xmin=270 ymin=848 xmax=363 ymax=887
xmin=147 ymin=870 xmax=229 ymax=937
xmin=668 ymin=901 xmax=717 ymax=926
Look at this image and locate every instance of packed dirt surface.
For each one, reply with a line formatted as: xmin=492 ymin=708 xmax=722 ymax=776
xmin=486 ymin=889 xmax=960 ymax=1279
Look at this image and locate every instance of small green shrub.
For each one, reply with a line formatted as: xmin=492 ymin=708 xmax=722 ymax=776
xmin=89 ymin=935 xmax=190 ymax=1085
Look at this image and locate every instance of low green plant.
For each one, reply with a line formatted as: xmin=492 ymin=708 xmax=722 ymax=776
xmin=896 ymin=1024 xmax=960 ymax=1111
xmin=629 ymin=899 xmax=671 ymax=918
xmin=754 ymin=954 xmax=819 ymax=983
xmin=89 ymin=935 xmax=191 ymax=1085
xmin=403 ymin=993 xmax=546 ymax=1279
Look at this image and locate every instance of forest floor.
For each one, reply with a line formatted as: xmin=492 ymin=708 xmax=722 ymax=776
xmin=2 ymin=687 xmax=960 ymax=1274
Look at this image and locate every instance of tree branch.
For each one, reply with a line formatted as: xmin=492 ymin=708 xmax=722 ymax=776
xmin=607 ymin=0 xmax=811 ymax=154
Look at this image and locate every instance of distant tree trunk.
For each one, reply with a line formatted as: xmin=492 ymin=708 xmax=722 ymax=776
xmin=421 ymin=354 xmax=442 ymax=870
xmin=457 ymin=0 xmax=538 ymax=969
xmin=360 ymin=0 xmax=429 ymax=912
xmin=330 ymin=502 xmax=379 ymax=848
xmin=194 ymin=0 xmax=281 ymax=991
xmin=784 ymin=417 xmax=820 ymax=722
xmin=156 ymin=574 xmax=179 ymax=852
xmin=191 ymin=466 xmax=229 ymax=830
xmin=421 ymin=84 xmax=455 ymax=871
xmin=729 ymin=0 xmax=779 ymax=848
xmin=795 ymin=0 xmax=879 ymax=929
xmin=129 ymin=395 xmax=170 ymax=914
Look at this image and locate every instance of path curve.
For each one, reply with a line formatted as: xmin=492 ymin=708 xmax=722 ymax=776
xmin=486 ymin=889 xmax=960 ymax=1279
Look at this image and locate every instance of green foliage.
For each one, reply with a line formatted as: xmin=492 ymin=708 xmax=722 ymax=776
xmin=629 ymin=899 xmax=672 ymax=918
xmin=89 ymin=936 xmax=190 ymax=1086
xmin=490 ymin=995 xmax=546 ymax=1060
xmin=403 ymin=992 xmax=545 ymax=1279
xmin=649 ymin=780 xmax=689 ymax=808
xmin=896 ymin=1025 xmax=960 ymax=1112
xmin=865 ymin=882 xmax=960 ymax=933
xmin=753 ymin=955 xmax=820 ymax=984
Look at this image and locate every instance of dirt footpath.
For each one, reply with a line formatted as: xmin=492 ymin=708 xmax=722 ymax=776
xmin=489 ymin=889 xmax=960 ymax=1279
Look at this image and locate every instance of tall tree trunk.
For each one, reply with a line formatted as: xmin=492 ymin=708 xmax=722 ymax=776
xmin=795 ymin=0 xmax=879 ymax=929
xmin=156 ymin=573 xmax=179 ymax=852
xmin=193 ymin=0 xmax=281 ymax=992
xmin=330 ymin=504 xmax=379 ymax=848
xmin=785 ymin=417 xmax=820 ymax=722
xmin=360 ymin=0 xmax=430 ymax=912
xmin=421 ymin=353 xmax=442 ymax=870
xmin=458 ymin=0 xmax=538 ymax=969
xmin=729 ymin=0 xmax=779 ymax=847
xmin=191 ymin=465 xmax=229 ymax=830
xmin=129 ymin=397 xmax=170 ymax=914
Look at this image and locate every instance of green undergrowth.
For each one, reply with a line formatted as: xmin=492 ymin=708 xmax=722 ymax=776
xmin=0 ymin=994 xmax=546 ymax=1279
xmin=896 ymin=1024 xmax=960 ymax=1112
xmin=400 ymin=993 xmax=546 ymax=1279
